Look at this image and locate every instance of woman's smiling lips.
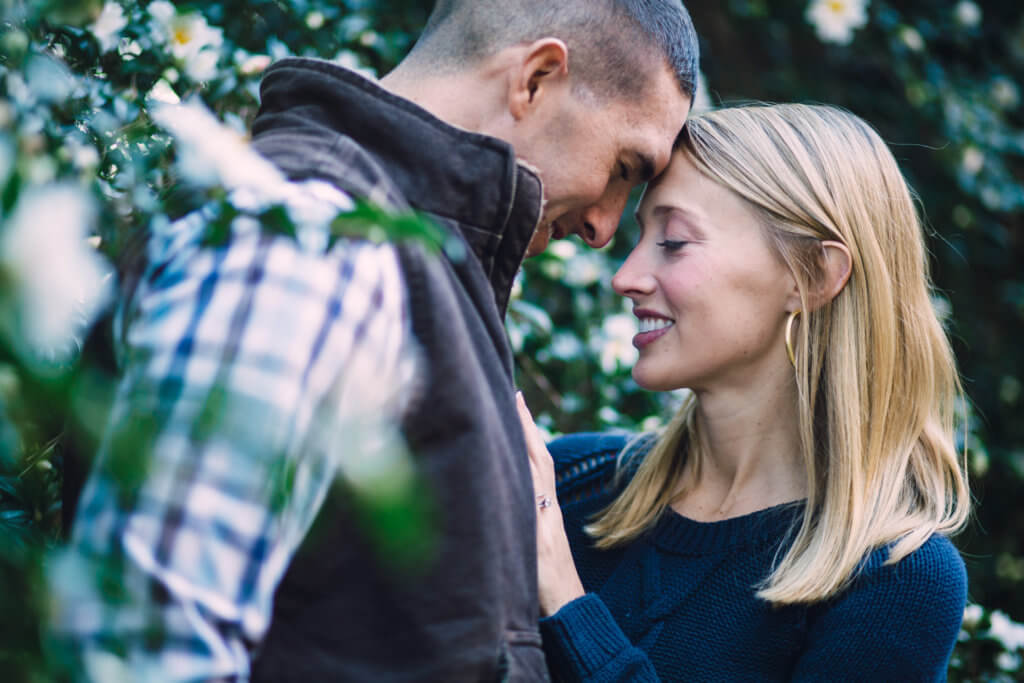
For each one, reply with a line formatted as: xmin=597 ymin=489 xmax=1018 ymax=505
xmin=632 ymin=308 xmax=675 ymax=349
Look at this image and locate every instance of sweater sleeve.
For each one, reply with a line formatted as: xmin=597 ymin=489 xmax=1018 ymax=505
xmin=540 ymin=594 xmax=661 ymax=682
xmin=791 ymin=534 xmax=967 ymax=682
xmin=549 ymin=432 xmax=650 ymax=504
xmin=541 ymin=433 xmax=662 ymax=682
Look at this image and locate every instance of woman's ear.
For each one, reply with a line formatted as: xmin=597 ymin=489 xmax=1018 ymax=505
xmin=810 ymin=240 xmax=852 ymax=310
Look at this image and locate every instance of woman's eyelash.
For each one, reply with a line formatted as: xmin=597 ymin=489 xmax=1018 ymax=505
xmin=618 ymin=163 xmax=630 ymax=181
xmin=656 ymin=240 xmax=687 ymax=251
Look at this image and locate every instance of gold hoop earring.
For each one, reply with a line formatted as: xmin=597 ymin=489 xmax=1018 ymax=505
xmin=785 ymin=310 xmax=802 ymax=368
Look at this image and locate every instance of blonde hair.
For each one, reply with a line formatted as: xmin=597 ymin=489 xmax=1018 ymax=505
xmin=587 ymin=103 xmax=970 ymax=605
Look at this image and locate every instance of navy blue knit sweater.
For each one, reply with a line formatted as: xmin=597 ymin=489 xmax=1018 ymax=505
xmin=538 ymin=433 xmax=967 ymax=682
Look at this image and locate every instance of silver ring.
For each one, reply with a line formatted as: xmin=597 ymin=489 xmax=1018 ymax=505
xmin=536 ymin=494 xmax=553 ymax=509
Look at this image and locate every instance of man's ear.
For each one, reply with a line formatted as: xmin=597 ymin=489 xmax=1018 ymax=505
xmin=508 ymin=38 xmax=570 ymax=121
xmin=810 ymin=240 xmax=852 ymax=311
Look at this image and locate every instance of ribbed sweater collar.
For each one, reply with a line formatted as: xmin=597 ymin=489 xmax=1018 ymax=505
xmin=649 ymin=501 xmax=805 ymax=556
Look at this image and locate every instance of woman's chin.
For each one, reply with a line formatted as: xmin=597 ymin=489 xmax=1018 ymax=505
xmin=631 ymin=366 xmax=685 ymax=393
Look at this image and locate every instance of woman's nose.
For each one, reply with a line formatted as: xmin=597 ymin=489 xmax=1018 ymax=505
xmin=612 ymin=249 xmax=655 ymax=298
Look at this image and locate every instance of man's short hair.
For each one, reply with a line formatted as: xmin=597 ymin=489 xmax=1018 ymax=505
xmin=411 ymin=0 xmax=700 ymax=101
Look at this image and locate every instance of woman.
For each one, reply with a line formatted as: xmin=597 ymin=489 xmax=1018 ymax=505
xmin=517 ymin=103 xmax=970 ymax=682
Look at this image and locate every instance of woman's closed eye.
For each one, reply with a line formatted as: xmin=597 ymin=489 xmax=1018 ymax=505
xmin=656 ymin=240 xmax=688 ymax=252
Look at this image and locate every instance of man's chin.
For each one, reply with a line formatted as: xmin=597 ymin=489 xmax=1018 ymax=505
xmin=524 ymin=223 xmax=554 ymax=258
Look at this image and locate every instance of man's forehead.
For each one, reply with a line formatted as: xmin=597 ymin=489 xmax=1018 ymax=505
xmin=623 ymin=93 xmax=690 ymax=173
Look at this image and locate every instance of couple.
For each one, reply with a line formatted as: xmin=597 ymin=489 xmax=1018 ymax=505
xmin=60 ymin=0 xmax=968 ymax=681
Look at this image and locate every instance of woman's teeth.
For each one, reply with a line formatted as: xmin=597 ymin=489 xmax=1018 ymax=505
xmin=638 ymin=318 xmax=674 ymax=333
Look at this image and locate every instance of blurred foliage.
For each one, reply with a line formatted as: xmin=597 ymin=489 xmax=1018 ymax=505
xmin=0 ymin=0 xmax=1021 ymax=679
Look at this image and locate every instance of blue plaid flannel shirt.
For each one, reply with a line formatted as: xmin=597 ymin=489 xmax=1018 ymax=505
xmin=51 ymin=178 xmax=414 ymax=681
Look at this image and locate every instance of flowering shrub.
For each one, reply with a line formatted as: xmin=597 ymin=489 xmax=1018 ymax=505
xmin=0 ymin=0 xmax=1021 ymax=679
xmin=805 ymin=0 xmax=869 ymax=44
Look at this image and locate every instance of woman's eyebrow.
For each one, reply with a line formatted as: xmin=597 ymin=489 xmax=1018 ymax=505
xmin=650 ymin=205 xmax=707 ymax=237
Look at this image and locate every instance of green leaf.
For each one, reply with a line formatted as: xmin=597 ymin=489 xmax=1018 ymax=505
xmin=200 ymin=201 xmax=239 ymax=248
xmin=329 ymin=198 xmax=446 ymax=254
xmin=259 ymin=204 xmax=297 ymax=240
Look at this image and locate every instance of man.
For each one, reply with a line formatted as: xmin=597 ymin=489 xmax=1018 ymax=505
xmin=61 ymin=1 xmax=698 ymax=680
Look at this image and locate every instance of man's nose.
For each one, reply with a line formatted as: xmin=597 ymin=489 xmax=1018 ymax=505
xmin=577 ymin=191 xmax=630 ymax=249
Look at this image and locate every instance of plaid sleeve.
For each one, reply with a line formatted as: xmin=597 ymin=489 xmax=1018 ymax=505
xmin=50 ymin=182 xmax=414 ymax=681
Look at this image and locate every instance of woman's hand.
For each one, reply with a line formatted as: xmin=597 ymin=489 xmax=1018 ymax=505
xmin=516 ymin=392 xmax=586 ymax=617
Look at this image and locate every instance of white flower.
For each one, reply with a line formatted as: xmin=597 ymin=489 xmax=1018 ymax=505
xmin=119 ymin=39 xmax=142 ymax=58
xmin=806 ymin=0 xmax=870 ymax=45
xmin=548 ymin=239 xmax=578 ymax=261
xmin=962 ymin=604 xmax=984 ymax=629
xmin=90 ymin=2 xmax=127 ymax=53
xmin=83 ymin=652 xmax=135 ymax=683
xmin=540 ymin=259 xmax=564 ymax=279
xmin=186 ymin=50 xmax=220 ymax=82
xmin=597 ymin=314 xmax=637 ymax=374
xmin=997 ymin=652 xmax=1022 ymax=672
xmin=961 ymin=146 xmax=985 ymax=176
xmin=549 ymin=332 xmax=583 ymax=360
xmin=149 ymin=100 xmax=286 ymax=198
xmin=0 ymin=185 xmax=112 ymax=366
xmin=564 ymin=253 xmax=603 ymax=287
xmin=641 ymin=415 xmax=662 ymax=432
xmin=64 ymin=137 xmax=101 ymax=170
xmin=955 ymin=1 xmax=982 ymax=29
xmin=25 ymin=54 xmax=76 ymax=103
xmin=26 ymin=157 xmax=56 ymax=184
xmin=510 ymin=273 xmax=523 ymax=301
xmin=980 ymin=186 xmax=1001 ymax=211
xmin=238 ymin=54 xmax=272 ymax=77
xmin=970 ymin=449 xmax=989 ymax=477
xmin=989 ymin=610 xmax=1024 ymax=651
xmin=146 ymin=78 xmax=180 ymax=105
xmin=507 ymin=320 xmax=526 ymax=353
xmin=899 ymin=27 xmax=924 ymax=52
xmin=306 ymin=11 xmax=326 ymax=30
xmin=334 ymin=50 xmax=377 ymax=80
xmin=991 ymin=77 xmax=1020 ymax=110
xmin=149 ymin=1 xmax=224 ymax=82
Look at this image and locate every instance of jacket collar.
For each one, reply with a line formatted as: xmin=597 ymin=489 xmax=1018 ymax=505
xmin=252 ymin=57 xmax=543 ymax=314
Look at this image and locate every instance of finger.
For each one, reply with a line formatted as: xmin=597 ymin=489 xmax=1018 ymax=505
xmin=516 ymin=392 xmax=547 ymax=456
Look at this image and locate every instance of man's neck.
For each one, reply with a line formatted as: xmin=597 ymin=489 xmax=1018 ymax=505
xmin=378 ymin=64 xmax=484 ymax=134
xmin=379 ymin=48 xmax=528 ymax=138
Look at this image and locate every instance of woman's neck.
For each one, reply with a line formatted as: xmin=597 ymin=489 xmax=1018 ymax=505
xmin=672 ymin=370 xmax=807 ymax=522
